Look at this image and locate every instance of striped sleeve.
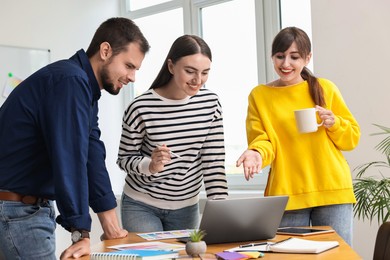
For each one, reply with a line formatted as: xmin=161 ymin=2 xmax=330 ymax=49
xmin=200 ymin=97 xmax=228 ymax=199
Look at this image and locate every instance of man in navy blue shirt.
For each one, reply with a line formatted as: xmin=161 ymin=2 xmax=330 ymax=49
xmin=0 ymin=17 xmax=150 ymax=259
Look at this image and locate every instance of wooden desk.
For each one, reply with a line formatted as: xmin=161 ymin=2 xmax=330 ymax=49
xmin=80 ymin=227 xmax=361 ymax=260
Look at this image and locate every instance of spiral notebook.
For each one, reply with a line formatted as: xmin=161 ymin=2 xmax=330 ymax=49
xmin=90 ymin=249 xmax=179 ymax=260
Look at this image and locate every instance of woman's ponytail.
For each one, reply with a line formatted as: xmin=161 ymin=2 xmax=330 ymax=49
xmin=301 ymin=67 xmax=326 ymax=107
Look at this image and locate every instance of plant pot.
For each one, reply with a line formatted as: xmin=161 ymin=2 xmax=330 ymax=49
xmin=185 ymin=241 xmax=207 ymax=256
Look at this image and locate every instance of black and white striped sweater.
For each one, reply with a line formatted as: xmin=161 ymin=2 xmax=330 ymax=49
xmin=117 ymin=88 xmax=228 ymax=209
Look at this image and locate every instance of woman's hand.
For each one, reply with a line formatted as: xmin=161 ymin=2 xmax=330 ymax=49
xmin=316 ymin=105 xmax=335 ymax=128
xmin=149 ymin=144 xmax=172 ymax=173
xmin=236 ymin=150 xmax=262 ymax=180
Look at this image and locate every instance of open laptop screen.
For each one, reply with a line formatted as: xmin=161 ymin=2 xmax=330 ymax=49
xmin=199 ymin=196 xmax=288 ymax=244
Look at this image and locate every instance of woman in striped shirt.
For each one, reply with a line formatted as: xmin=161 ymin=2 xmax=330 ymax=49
xmin=117 ymin=35 xmax=228 ymax=232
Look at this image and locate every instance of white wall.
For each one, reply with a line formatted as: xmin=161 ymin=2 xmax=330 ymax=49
xmin=1 ymin=0 xmax=389 ymax=259
xmin=0 ymin=0 xmax=124 ymax=258
xmin=311 ymin=0 xmax=390 ymax=259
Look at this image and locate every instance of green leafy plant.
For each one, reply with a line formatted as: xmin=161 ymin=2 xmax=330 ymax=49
xmin=353 ymin=124 xmax=390 ymax=224
xmin=188 ymin=229 xmax=206 ymax=242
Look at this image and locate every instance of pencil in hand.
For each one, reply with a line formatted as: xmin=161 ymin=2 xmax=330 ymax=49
xmin=156 ymin=144 xmax=182 ymax=158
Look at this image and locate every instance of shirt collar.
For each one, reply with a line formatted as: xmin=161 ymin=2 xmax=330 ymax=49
xmin=71 ymin=49 xmax=101 ymax=102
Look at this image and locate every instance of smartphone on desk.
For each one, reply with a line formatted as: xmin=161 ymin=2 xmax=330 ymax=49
xmin=276 ymin=227 xmax=335 ymax=236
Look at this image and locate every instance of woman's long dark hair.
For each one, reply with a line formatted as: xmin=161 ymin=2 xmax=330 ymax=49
xmin=272 ymin=27 xmax=326 ymax=107
xmin=150 ymin=35 xmax=212 ymax=89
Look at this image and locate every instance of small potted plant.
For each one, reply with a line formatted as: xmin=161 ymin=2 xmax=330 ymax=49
xmin=185 ymin=229 xmax=207 ymax=256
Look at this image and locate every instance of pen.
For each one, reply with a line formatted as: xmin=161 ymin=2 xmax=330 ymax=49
xmin=169 ymin=151 xmax=182 ymax=158
xmin=156 ymin=144 xmax=182 ymax=158
xmin=239 ymin=242 xmax=268 ymax=248
xmin=271 ymin=237 xmax=292 ymax=245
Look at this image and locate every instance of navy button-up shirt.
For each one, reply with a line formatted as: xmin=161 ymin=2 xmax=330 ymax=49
xmin=0 ymin=49 xmax=117 ymax=231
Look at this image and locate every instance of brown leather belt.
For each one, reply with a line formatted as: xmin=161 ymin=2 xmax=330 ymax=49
xmin=0 ymin=191 xmax=48 ymax=205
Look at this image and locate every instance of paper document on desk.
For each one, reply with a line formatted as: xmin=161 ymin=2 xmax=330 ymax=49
xmin=267 ymin=238 xmax=339 ymax=253
xmin=226 ymin=238 xmax=339 ymax=254
xmin=107 ymin=241 xmax=185 ymax=251
xmin=137 ymin=229 xmax=193 ymax=240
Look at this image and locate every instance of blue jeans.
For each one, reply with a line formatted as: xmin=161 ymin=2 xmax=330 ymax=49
xmin=121 ymin=194 xmax=200 ymax=232
xmin=280 ymin=203 xmax=353 ymax=246
xmin=0 ymin=200 xmax=56 ymax=260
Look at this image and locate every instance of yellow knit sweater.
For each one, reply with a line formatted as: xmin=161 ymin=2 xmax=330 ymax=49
xmin=246 ymin=78 xmax=360 ymax=210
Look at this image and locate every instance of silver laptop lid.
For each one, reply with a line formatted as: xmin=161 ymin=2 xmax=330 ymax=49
xmin=199 ymin=196 xmax=288 ymax=244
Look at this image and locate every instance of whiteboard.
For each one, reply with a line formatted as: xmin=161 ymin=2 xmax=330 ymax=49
xmin=0 ymin=45 xmax=50 ymax=107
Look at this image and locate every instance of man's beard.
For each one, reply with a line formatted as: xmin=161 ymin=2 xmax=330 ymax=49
xmin=101 ymin=64 xmax=120 ymax=95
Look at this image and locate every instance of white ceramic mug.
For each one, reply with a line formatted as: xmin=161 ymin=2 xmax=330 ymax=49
xmin=294 ymin=108 xmax=323 ymax=133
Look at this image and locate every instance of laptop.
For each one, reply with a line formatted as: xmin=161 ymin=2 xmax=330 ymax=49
xmin=199 ymin=196 xmax=289 ymax=244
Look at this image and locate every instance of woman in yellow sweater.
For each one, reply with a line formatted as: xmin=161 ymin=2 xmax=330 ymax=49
xmin=236 ymin=27 xmax=360 ymax=245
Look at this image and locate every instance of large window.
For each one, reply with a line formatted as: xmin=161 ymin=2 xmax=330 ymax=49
xmin=280 ymin=0 xmax=313 ymax=71
xmin=121 ymin=0 xmax=311 ymax=190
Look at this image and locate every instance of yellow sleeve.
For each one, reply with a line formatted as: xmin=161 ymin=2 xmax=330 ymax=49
xmin=246 ymin=86 xmax=275 ymax=166
xmin=320 ymin=79 xmax=361 ymax=151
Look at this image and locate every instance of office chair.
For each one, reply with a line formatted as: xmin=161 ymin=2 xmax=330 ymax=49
xmin=373 ymin=221 xmax=390 ymax=260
